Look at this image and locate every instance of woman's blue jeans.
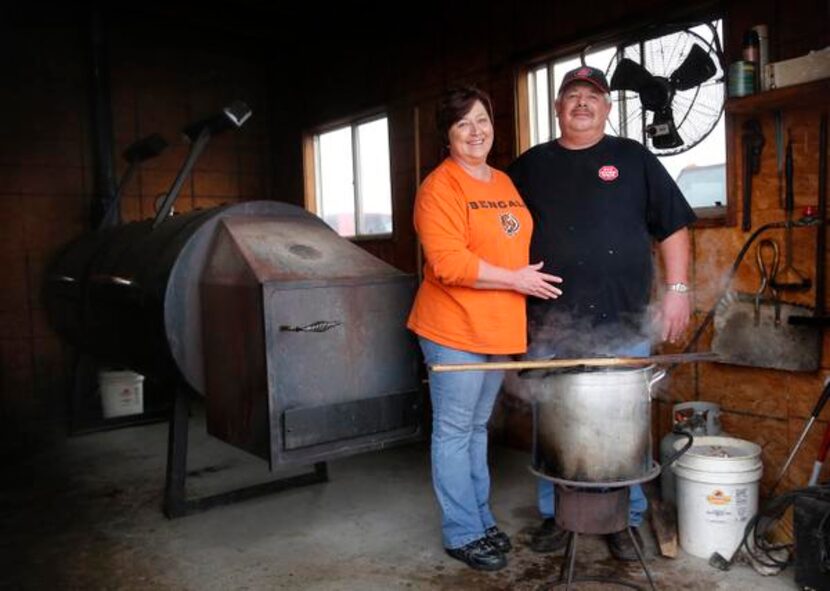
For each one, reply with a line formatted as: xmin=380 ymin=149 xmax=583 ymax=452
xmin=536 ymin=339 xmax=650 ymax=527
xmin=419 ymin=337 xmax=506 ymax=549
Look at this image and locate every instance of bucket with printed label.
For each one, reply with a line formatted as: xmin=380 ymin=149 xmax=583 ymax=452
xmin=99 ymin=370 xmax=144 ymax=418
xmin=672 ymin=435 xmax=763 ymax=559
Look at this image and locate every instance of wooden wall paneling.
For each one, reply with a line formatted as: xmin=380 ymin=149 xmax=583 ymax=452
xmin=387 ymin=106 xmax=418 ymax=274
xmin=31 ymin=336 xmax=65 ymax=421
xmin=787 ymin=370 xmax=830 ymax=421
xmin=658 ymin=362 xmax=697 ymax=403
xmin=301 ymin=134 xmax=316 ymax=213
xmin=698 ymin=362 xmax=790 ymax=418
xmin=823 ymin=329 xmax=830 ymax=367
xmin=652 ymin=399 xmax=673 ymax=460
xmin=0 ymin=196 xmax=28 ymax=258
xmin=718 ymin=411 xmax=788 ymax=492
xmin=23 ymin=195 xmax=87 ymax=256
xmin=489 ymin=72 xmax=518 ymax=168
xmin=509 ymin=0 xmax=555 ymax=59
xmin=487 ymin=1 xmax=516 ymax=71
xmin=775 ymin=0 xmax=830 ymax=60
xmin=0 ymin=339 xmax=36 ymax=420
xmin=416 ymin=96 xmax=442 ymax=180
xmin=441 ymin=18 xmax=491 ymax=87
xmin=119 ymin=196 xmax=142 ymax=222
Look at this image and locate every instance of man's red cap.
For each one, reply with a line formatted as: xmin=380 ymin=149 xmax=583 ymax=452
xmin=559 ymin=66 xmax=610 ymax=95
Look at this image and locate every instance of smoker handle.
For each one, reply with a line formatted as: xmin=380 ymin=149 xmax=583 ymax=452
xmin=89 ymin=274 xmax=137 ymax=287
xmin=662 ymin=429 xmax=694 ymax=468
xmin=279 ymin=321 xmax=341 ymax=333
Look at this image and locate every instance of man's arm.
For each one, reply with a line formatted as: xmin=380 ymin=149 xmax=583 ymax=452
xmin=657 ymin=227 xmax=691 ymax=343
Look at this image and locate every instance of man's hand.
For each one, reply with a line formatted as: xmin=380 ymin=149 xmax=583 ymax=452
xmin=658 ymin=291 xmax=691 ymax=343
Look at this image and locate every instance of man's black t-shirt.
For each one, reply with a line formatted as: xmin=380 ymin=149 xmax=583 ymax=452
xmin=507 ymin=135 xmax=696 ymax=356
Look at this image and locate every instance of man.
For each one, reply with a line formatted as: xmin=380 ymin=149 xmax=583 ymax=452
xmin=507 ymin=65 xmax=695 ymax=561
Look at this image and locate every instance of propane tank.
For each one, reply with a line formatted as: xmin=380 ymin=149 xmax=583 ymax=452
xmin=660 ymin=401 xmax=723 ymax=503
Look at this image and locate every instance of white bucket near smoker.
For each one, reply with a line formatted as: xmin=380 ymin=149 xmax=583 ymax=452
xmin=672 ymin=435 xmax=763 ymax=559
xmin=99 ymin=370 xmax=144 ymax=418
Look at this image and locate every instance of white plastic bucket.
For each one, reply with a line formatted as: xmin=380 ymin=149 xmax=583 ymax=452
xmin=99 ymin=370 xmax=144 ymax=418
xmin=672 ymin=435 xmax=763 ymax=559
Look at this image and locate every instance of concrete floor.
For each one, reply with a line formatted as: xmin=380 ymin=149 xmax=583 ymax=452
xmin=1 ymin=402 xmax=799 ymax=590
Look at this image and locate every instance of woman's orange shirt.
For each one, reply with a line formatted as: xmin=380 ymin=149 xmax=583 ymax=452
xmin=407 ymin=158 xmax=533 ymax=354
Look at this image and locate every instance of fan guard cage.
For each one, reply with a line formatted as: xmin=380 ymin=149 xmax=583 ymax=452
xmin=604 ymin=23 xmax=725 ymax=155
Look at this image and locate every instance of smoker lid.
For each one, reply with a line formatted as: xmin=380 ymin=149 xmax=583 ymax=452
xmin=211 ymin=216 xmax=404 ymax=283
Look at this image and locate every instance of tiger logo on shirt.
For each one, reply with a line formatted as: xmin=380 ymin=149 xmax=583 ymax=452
xmin=500 ymin=212 xmax=520 ymax=237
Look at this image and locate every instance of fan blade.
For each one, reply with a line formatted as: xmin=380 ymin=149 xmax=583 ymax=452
xmin=647 ymin=108 xmax=684 ymax=150
xmin=670 ymin=44 xmax=718 ymax=91
xmin=611 ymin=58 xmax=670 ymax=110
xmin=610 ymin=58 xmax=655 ymax=91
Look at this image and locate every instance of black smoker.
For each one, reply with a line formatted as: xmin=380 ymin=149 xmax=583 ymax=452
xmin=45 ymin=104 xmax=422 ymax=516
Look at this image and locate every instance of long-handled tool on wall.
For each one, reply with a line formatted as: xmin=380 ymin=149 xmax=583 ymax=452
xmin=770 ymin=378 xmax=830 ymax=496
xmin=808 ymin=421 xmax=830 ymax=486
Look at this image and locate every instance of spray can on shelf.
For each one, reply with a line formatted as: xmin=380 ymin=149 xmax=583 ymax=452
xmin=728 ymin=61 xmax=756 ymax=97
xmin=752 ymin=24 xmax=770 ymax=91
xmin=742 ymin=29 xmax=761 ymax=93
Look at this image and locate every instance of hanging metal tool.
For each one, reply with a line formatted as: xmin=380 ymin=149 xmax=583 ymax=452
xmin=774 ymin=111 xmax=785 ymax=208
xmin=741 ymin=119 xmax=765 ymax=232
xmin=771 ymin=135 xmax=812 ymax=291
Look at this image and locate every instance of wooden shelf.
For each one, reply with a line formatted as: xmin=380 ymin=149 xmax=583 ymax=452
xmin=725 ymin=78 xmax=830 ymax=115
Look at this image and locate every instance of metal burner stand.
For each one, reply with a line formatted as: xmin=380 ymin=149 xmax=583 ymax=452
xmin=530 ymin=463 xmax=662 ymax=591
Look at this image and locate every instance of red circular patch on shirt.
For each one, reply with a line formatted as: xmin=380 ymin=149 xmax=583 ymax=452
xmin=598 ymin=165 xmax=619 ymax=182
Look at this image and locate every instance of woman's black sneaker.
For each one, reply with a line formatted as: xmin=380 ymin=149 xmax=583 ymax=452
xmin=484 ymin=526 xmax=512 ymax=553
xmin=445 ymin=537 xmax=507 ymax=571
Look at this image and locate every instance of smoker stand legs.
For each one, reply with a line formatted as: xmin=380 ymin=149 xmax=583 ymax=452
xmin=627 ymin=526 xmax=657 ymax=591
xmin=554 ymin=527 xmax=657 ymax=591
xmin=163 ymin=384 xmax=328 ymax=519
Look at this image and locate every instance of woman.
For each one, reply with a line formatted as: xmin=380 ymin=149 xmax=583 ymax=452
xmin=407 ymin=86 xmax=562 ymax=571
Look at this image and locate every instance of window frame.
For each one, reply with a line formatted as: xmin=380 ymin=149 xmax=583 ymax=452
xmin=304 ymin=111 xmax=395 ymax=240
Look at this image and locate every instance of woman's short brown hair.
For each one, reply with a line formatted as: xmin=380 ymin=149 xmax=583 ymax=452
xmin=436 ymin=86 xmax=494 ymax=146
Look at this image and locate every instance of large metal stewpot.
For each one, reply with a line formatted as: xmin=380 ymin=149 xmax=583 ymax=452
xmin=531 ymin=365 xmax=665 ymax=483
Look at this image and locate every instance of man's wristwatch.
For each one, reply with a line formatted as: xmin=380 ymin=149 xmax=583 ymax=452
xmin=666 ymin=282 xmax=691 ymax=294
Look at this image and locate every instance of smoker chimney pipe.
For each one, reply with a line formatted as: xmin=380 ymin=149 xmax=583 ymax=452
xmin=99 ymin=133 xmax=169 ymax=229
xmin=152 ymin=101 xmax=252 ymax=229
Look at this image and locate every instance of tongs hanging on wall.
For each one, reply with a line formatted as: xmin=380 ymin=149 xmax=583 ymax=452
xmin=753 ymin=238 xmax=782 ymax=325
xmin=711 ymin=238 xmax=821 ymax=371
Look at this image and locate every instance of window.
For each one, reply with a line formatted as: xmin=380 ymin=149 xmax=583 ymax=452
xmin=522 ymin=20 xmax=726 ymax=210
xmin=308 ymin=115 xmax=393 ymax=238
